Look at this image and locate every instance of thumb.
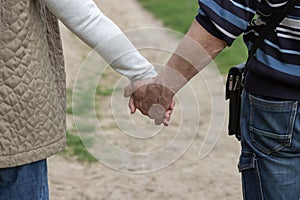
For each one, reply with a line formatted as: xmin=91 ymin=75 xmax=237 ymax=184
xmin=124 ymin=84 xmax=134 ymax=97
xmin=148 ymin=104 xmax=165 ymax=126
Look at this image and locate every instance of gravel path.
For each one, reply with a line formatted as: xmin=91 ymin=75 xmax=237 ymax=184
xmin=48 ymin=0 xmax=243 ymax=199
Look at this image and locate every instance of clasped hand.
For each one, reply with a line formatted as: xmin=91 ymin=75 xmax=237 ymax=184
xmin=124 ymin=77 xmax=175 ymax=126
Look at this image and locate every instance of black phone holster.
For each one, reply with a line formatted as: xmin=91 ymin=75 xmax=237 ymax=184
xmin=225 ymin=63 xmax=245 ymax=141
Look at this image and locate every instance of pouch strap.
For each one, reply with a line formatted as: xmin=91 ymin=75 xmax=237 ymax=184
xmin=249 ymin=0 xmax=296 ymax=58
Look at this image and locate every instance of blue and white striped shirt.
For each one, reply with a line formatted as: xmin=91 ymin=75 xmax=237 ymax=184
xmin=196 ymin=0 xmax=300 ymax=100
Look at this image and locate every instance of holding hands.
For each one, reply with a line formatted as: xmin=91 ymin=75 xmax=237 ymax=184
xmin=124 ymin=76 xmax=175 ymax=126
xmin=124 ymin=20 xmax=226 ymax=126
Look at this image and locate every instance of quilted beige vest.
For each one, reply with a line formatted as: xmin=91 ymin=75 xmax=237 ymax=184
xmin=0 ymin=0 xmax=66 ymax=168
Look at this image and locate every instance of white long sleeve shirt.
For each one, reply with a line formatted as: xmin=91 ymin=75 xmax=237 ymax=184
xmin=43 ymin=0 xmax=157 ymax=81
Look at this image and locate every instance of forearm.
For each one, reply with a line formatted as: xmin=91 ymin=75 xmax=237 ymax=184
xmin=43 ymin=0 xmax=157 ymax=81
xmin=159 ymin=20 xmax=226 ymax=93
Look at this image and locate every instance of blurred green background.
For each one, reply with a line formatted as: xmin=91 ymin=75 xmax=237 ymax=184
xmin=138 ymin=0 xmax=248 ymax=74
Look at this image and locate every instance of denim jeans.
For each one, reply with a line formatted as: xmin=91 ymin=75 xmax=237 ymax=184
xmin=0 ymin=159 xmax=49 ymax=200
xmin=239 ymin=90 xmax=300 ymax=200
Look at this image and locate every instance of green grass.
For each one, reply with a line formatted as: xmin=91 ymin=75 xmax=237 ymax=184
xmin=67 ymin=85 xmax=120 ymax=116
xmin=64 ymin=79 xmax=120 ymax=161
xmin=96 ymin=85 xmax=115 ymax=96
xmin=61 ymin=131 xmax=97 ymax=162
xmin=65 ymin=84 xmax=114 ymax=162
xmin=71 ymin=88 xmax=95 ymax=116
xmin=96 ymin=85 xmax=122 ymax=96
xmin=215 ymin=37 xmax=248 ymax=74
xmin=64 ymin=88 xmax=99 ymax=162
xmin=138 ymin=0 xmax=247 ymax=74
xmin=138 ymin=0 xmax=198 ymax=33
xmin=66 ymin=89 xmax=73 ymax=114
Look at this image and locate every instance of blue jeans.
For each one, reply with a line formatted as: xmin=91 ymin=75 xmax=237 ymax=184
xmin=239 ymin=90 xmax=300 ymax=200
xmin=0 ymin=159 xmax=49 ymax=200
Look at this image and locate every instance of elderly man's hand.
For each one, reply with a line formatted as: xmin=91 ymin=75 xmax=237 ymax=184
xmin=124 ymin=77 xmax=175 ymax=126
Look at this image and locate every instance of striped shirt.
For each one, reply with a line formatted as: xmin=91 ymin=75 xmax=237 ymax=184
xmin=196 ymin=0 xmax=300 ymax=100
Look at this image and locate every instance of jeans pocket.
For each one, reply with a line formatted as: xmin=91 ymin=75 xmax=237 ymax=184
xmin=249 ymin=94 xmax=298 ymax=155
xmin=238 ymin=152 xmax=263 ymax=200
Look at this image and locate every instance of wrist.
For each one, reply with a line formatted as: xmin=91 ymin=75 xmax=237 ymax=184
xmin=154 ymin=75 xmax=175 ymax=99
xmin=155 ymin=66 xmax=188 ymax=95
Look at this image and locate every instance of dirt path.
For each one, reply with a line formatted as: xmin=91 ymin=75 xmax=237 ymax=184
xmin=48 ymin=0 xmax=243 ymax=199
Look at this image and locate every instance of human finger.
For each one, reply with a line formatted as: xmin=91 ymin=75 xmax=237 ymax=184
xmin=128 ymin=96 xmax=136 ymax=114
